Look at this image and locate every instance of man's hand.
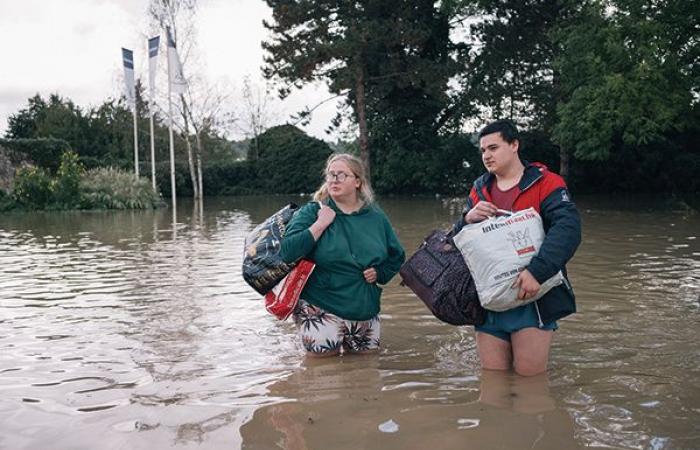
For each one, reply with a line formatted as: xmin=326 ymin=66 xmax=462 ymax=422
xmin=512 ymin=269 xmax=541 ymax=300
xmin=465 ymin=201 xmax=499 ymax=224
xmin=363 ymin=267 xmax=377 ymax=284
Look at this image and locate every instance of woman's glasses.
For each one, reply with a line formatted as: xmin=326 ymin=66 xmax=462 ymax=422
xmin=325 ymin=171 xmax=356 ymax=183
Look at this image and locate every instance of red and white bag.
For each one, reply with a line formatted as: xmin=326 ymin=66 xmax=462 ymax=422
xmin=264 ymin=259 xmax=316 ymax=320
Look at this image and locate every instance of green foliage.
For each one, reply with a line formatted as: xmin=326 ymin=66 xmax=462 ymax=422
xmin=7 ymin=150 xmax=162 ymax=210
xmin=3 ymin=0 xmax=698 ymax=196
xmin=5 ymin=94 xmax=92 ymax=154
xmin=80 ymin=168 xmax=163 ymax=210
xmin=519 ymin=130 xmax=561 ymax=170
xmin=250 ymin=125 xmax=333 ymax=193
xmin=552 ymin=1 xmax=693 ymax=161
xmin=0 ymin=138 xmax=72 ymax=173
xmin=372 ymin=133 xmax=480 ymax=195
xmin=5 ymin=92 xmax=191 ymax=173
xmin=12 ymin=166 xmax=54 ymax=208
xmin=154 ymin=161 xmax=194 ymax=198
xmin=53 ymin=151 xmax=84 ymax=208
xmin=202 ymin=161 xmax=258 ymax=195
xmin=0 ymin=189 xmax=16 ymax=211
xmin=263 ymin=0 xmax=457 ymax=188
xmin=456 ymin=0 xmax=564 ymax=131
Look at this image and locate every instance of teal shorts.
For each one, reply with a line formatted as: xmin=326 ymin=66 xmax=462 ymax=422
xmin=475 ymin=302 xmax=557 ymax=342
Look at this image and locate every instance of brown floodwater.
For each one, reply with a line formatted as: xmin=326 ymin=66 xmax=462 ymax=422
xmin=0 ymin=195 xmax=698 ymax=450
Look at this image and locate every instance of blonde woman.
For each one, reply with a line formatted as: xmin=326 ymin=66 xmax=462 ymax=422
xmin=280 ymin=153 xmax=405 ymax=357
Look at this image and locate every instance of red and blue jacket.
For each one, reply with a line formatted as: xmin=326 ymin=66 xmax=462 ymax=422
xmin=456 ymin=161 xmax=582 ymax=323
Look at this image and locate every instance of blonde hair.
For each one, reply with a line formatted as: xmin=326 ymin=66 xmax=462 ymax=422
xmin=313 ymin=153 xmax=375 ymax=204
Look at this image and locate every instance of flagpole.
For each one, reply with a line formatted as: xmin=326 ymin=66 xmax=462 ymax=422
xmin=166 ymin=33 xmax=177 ymax=219
xmin=150 ymin=112 xmax=156 ymax=190
xmin=121 ymin=48 xmax=138 ymax=180
xmin=147 ymin=36 xmax=160 ymax=192
xmin=133 ymin=107 xmax=139 ymax=179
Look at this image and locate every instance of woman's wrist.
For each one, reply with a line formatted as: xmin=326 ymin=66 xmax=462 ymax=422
xmin=309 ymin=220 xmax=329 ymax=241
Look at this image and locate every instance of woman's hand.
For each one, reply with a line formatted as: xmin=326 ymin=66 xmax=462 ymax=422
xmin=309 ymin=204 xmax=336 ymax=241
xmin=363 ymin=267 xmax=377 ymax=284
xmin=465 ymin=201 xmax=498 ymax=224
xmin=316 ymin=204 xmax=336 ymax=227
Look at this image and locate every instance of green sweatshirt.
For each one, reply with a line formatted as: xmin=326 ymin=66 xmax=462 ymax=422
xmin=280 ymin=199 xmax=405 ymax=321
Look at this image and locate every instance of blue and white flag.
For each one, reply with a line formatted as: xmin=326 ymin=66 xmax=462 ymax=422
xmin=166 ymin=28 xmax=186 ymax=94
xmin=121 ymin=48 xmax=136 ymax=109
xmin=148 ymin=36 xmax=160 ymax=102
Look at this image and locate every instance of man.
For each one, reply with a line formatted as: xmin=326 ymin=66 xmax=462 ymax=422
xmin=457 ymin=120 xmax=581 ymax=376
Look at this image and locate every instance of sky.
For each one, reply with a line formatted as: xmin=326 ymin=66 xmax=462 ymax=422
xmin=0 ymin=0 xmax=342 ymax=141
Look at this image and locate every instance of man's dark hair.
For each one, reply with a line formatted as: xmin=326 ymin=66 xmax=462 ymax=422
xmin=478 ymin=119 xmax=519 ymax=144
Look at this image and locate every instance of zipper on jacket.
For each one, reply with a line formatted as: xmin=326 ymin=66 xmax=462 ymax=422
xmin=563 ymin=276 xmax=572 ymax=291
xmin=534 ymin=301 xmax=544 ymax=328
xmin=518 ymin=169 xmax=543 ymax=195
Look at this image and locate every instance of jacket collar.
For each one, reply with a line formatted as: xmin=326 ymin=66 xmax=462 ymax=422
xmin=474 ymin=160 xmax=548 ymax=198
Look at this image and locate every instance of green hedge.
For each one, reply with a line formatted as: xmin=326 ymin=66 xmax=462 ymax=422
xmin=0 ymin=138 xmax=72 ymax=173
xmin=203 ymin=161 xmax=258 ymax=195
xmin=249 ymin=124 xmax=333 ymax=193
xmin=146 ymin=125 xmax=333 ymax=197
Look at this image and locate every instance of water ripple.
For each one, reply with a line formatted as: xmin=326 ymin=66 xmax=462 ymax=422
xmin=0 ymin=197 xmax=699 ymax=449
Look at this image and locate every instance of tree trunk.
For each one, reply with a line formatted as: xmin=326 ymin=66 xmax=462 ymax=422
xmin=195 ymin=131 xmax=204 ymax=199
xmin=181 ymin=96 xmax=199 ymax=199
xmin=355 ymin=65 xmax=370 ymax=179
xmin=183 ymin=134 xmax=198 ymax=198
xmin=559 ymin=145 xmax=570 ymax=181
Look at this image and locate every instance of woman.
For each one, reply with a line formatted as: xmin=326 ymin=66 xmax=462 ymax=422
xmin=280 ymin=153 xmax=405 ymax=357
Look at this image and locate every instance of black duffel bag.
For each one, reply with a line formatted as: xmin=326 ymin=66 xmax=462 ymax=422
xmin=400 ymin=229 xmax=486 ymax=326
xmin=242 ymin=203 xmax=298 ymax=295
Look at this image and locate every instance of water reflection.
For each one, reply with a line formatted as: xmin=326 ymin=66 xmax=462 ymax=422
xmin=242 ymin=357 xmax=383 ymax=449
xmin=0 ymin=195 xmax=698 ymax=449
xmin=241 ymin=359 xmax=580 ymax=450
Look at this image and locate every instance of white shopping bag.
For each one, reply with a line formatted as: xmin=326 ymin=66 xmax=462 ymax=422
xmin=453 ymin=207 xmax=563 ymax=312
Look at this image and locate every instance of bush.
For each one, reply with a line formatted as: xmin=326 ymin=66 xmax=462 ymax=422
xmin=250 ymin=125 xmax=333 ymax=193
xmin=0 ymin=189 xmax=15 ymax=211
xmin=12 ymin=166 xmax=54 ymax=208
xmin=80 ymin=167 xmax=164 ymax=210
xmin=53 ymin=151 xmax=84 ymax=208
xmin=154 ymin=161 xmax=193 ymax=198
xmin=0 ymin=138 xmax=72 ymax=173
xmin=203 ymin=160 xmax=258 ymax=195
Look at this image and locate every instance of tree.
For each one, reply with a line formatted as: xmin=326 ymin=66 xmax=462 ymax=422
xmin=5 ymin=94 xmax=47 ymax=139
xmin=232 ymin=76 xmax=279 ymax=160
xmin=250 ymin=124 xmax=332 ymax=193
xmin=552 ymin=0 xmax=696 ymax=163
xmin=361 ymin=2 xmax=458 ymax=192
xmin=149 ymin=0 xmax=230 ymax=199
xmin=263 ymin=0 xmax=458 ymax=187
xmin=450 ymin=0 xmax=574 ymax=176
xmin=6 ymin=94 xmax=92 ymax=154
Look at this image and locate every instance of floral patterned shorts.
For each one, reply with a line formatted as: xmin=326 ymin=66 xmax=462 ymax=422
xmin=292 ymin=299 xmax=381 ymax=355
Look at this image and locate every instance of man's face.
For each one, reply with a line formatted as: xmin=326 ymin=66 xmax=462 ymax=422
xmin=479 ymin=132 xmax=519 ymax=175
